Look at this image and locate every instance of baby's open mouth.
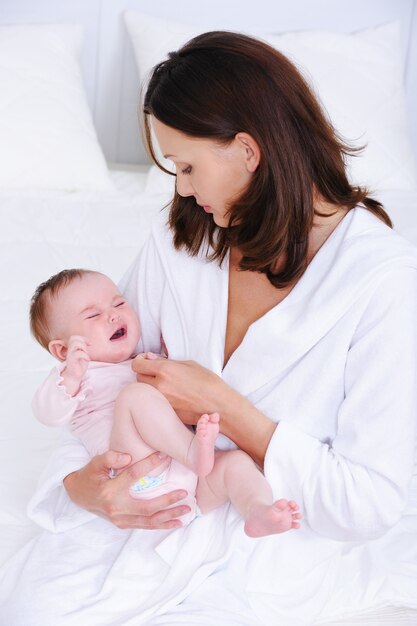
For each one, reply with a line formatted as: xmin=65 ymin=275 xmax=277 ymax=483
xmin=110 ymin=326 xmax=126 ymax=341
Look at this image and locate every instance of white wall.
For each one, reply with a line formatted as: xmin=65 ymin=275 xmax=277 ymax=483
xmin=1 ymin=0 xmax=416 ymax=165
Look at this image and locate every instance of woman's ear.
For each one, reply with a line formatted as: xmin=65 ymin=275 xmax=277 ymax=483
xmin=48 ymin=339 xmax=68 ymax=362
xmin=235 ymin=132 xmax=261 ymax=173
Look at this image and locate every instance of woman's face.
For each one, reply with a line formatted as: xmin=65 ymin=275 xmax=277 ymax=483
xmin=151 ymin=117 xmax=256 ymax=228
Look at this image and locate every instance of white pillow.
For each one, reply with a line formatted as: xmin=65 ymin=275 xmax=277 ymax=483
xmin=124 ymin=11 xmax=417 ymax=192
xmin=0 ymin=23 xmax=113 ymax=191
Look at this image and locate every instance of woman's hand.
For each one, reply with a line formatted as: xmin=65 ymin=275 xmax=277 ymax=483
xmin=63 ymin=450 xmax=191 ymax=530
xmin=132 ymin=356 xmax=277 ymax=467
xmin=132 ymin=356 xmax=230 ymax=417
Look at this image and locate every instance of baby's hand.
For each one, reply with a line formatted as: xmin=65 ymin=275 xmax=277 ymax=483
xmin=66 ymin=335 xmax=90 ymax=376
xmin=62 ymin=335 xmax=91 ymax=395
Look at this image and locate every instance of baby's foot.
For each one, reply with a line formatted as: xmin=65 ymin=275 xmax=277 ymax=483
xmin=189 ymin=413 xmax=220 ymax=476
xmin=244 ymin=499 xmax=301 ymax=538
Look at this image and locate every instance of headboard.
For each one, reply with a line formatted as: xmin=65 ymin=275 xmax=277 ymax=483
xmin=1 ymin=0 xmax=416 ymax=165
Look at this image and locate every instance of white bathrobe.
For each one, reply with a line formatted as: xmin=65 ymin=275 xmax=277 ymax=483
xmin=1 ymin=207 xmax=417 ymax=626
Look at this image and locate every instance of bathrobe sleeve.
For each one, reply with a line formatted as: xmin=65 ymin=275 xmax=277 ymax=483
xmin=119 ymin=225 xmax=166 ymax=354
xmin=265 ymin=266 xmax=417 ymax=542
xmin=27 ymin=430 xmax=95 ymax=531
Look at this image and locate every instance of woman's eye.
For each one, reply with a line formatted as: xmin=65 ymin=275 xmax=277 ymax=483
xmin=181 ymin=166 xmax=192 ymax=175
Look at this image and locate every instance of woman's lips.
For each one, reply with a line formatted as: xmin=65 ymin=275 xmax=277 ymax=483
xmin=197 ymin=201 xmax=213 ymax=213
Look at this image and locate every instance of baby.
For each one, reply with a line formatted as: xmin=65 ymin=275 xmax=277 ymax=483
xmin=30 ymin=268 xmax=300 ymax=536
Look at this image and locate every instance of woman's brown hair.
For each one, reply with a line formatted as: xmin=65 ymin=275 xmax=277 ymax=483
xmin=143 ymin=31 xmax=391 ymax=288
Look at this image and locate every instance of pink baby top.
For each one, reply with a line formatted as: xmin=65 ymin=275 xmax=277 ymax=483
xmin=32 ymin=360 xmax=136 ymax=457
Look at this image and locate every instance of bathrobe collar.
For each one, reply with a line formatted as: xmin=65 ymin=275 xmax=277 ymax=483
xmin=155 ymin=207 xmax=417 ymax=397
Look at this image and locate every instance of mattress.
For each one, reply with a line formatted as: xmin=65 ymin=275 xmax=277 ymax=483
xmin=0 ymin=169 xmax=416 ymax=624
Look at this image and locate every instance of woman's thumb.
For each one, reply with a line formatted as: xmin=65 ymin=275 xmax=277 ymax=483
xmin=100 ymin=450 xmax=132 ymax=470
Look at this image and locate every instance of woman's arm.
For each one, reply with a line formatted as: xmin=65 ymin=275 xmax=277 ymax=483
xmin=132 ymin=357 xmax=276 ymax=467
xmin=263 ymin=268 xmax=417 ymax=541
xmin=28 ymin=430 xmax=192 ymax=531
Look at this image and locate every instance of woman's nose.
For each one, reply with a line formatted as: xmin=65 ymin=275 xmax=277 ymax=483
xmin=176 ymin=174 xmax=194 ymax=197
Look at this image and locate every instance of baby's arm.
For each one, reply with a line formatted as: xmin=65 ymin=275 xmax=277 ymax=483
xmin=32 ymin=337 xmax=90 ymax=428
xmin=60 ymin=335 xmax=90 ymax=396
xmin=32 ymin=369 xmax=84 ymax=427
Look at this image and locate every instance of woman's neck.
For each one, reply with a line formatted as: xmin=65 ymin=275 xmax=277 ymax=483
xmin=308 ymin=201 xmax=348 ymax=261
xmin=230 ymin=201 xmax=348 ymax=269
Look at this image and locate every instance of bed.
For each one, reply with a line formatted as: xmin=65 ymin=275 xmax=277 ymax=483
xmin=0 ymin=1 xmax=417 ymax=624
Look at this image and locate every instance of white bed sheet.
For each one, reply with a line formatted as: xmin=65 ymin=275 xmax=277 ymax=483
xmin=0 ymin=173 xmax=416 ymax=624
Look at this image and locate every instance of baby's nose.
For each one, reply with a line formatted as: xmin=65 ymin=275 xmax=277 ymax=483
xmin=109 ymin=310 xmax=120 ymax=322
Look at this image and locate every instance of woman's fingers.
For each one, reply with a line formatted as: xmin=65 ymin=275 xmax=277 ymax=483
xmin=131 ymin=488 xmax=189 ymax=515
xmin=111 ymin=451 xmax=169 ymax=481
xmin=113 ymin=503 xmax=191 ymax=530
xmin=101 ymin=480 xmax=191 ymax=528
xmin=95 ymin=449 xmax=132 ymax=475
xmin=132 ymin=355 xmax=164 ymax=375
xmin=134 ymin=373 xmax=158 ymax=387
xmin=103 ymin=452 xmax=191 ymax=527
xmin=132 ymin=356 xmax=229 ymax=421
xmin=64 ymin=451 xmax=191 ymax=529
xmin=131 ymin=356 xmax=165 ymax=387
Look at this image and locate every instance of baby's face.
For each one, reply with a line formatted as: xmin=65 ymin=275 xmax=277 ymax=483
xmin=49 ymin=273 xmax=141 ymax=363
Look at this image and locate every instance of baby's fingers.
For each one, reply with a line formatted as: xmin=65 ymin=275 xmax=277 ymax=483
xmin=67 ymin=338 xmax=91 ymax=359
xmin=68 ymin=335 xmax=91 ymax=350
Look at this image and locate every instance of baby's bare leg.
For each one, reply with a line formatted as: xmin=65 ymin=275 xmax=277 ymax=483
xmin=109 ymin=386 xmax=155 ymax=462
xmin=197 ymin=450 xmax=301 ymax=537
xmin=110 ymin=383 xmax=218 ymax=475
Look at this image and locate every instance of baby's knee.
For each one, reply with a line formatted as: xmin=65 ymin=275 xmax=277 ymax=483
xmin=216 ymin=449 xmax=255 ymax=473
xmin=116 ymin=382 xmax=157 ymax=407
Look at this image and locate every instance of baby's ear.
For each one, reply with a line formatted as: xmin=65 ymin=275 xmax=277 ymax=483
xmin=48 ymin=339 xmax=68 ymax=362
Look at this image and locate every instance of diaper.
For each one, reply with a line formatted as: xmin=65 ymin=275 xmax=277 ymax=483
xmin=129 ymin=459 xmax=199 ymax=526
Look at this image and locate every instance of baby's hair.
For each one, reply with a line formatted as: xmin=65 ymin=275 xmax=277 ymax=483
xmin=30 ymin=268 xmax=97 ymax=351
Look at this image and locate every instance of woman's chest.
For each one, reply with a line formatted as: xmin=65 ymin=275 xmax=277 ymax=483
xmin=159 ymin=263 xmax=362 ymax=435
xmin=215 ymin=320 xmax=350 ymax=451
xmin=224 ymin=266 xmax=293 ymax=367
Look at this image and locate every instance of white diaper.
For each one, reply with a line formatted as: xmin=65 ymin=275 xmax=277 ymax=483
xmin=129 ymin=459 xmax=199 ymax=525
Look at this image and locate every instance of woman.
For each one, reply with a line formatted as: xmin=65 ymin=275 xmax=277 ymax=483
xmin=2 ymin=31 xmax=417 ymax=626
